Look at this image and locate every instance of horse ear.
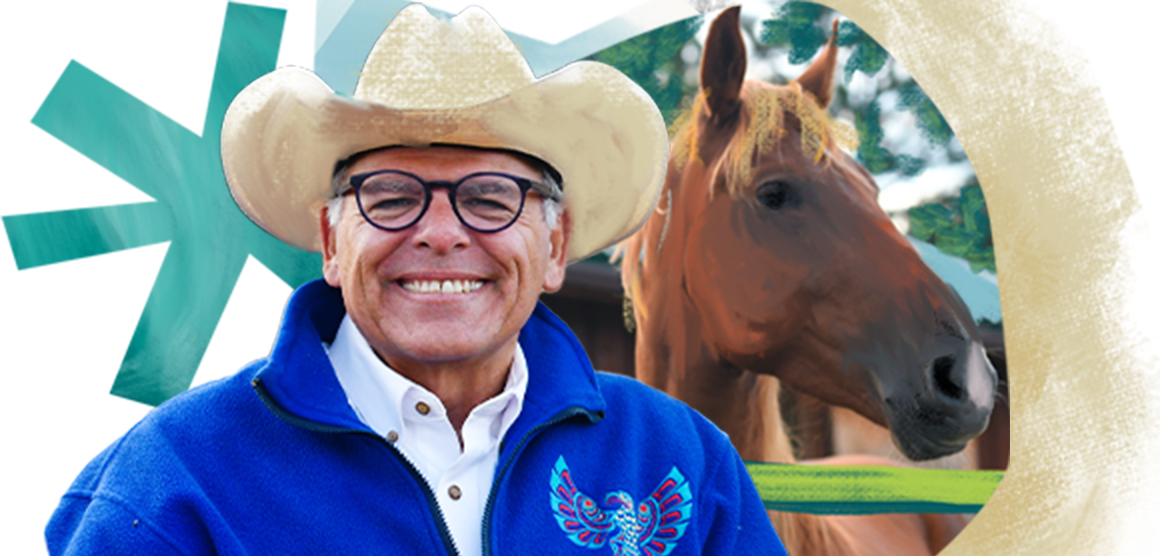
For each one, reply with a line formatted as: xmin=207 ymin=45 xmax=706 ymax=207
xmin=795 ymin=18 xmax=839 ymax=108
xmin=700 ymin=6 xmax=747 ymax=124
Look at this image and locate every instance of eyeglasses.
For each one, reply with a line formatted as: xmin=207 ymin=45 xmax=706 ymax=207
xmin=340 ymin=170 xmax=562 ymax=233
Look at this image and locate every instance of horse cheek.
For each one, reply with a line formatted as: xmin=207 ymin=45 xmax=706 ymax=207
xmin=685 ymin=197 xmax=808 ymax=360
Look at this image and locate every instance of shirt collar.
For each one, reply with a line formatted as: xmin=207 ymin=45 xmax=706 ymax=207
xmin=327 ymin=314 xmax=528 ymax=444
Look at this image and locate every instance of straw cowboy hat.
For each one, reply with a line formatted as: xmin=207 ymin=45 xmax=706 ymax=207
xmin=221 ymin=3 xmax=668 ymax=262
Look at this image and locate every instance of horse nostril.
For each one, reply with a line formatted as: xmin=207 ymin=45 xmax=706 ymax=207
xmin=931 ymin=354 xmax=964 ymax=400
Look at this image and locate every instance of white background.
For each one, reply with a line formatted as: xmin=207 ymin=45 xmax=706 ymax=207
xmin=0 ymin=415 xmax=54 ymax=554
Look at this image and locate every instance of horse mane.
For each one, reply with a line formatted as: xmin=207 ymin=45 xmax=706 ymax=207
xmin=671 ymin=81 xmax=858 ymax=198
xmin=616 ymin=80 xmax=858 ymax=325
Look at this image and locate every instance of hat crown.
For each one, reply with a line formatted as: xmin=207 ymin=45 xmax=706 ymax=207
xmin=353 ymin=5 xmax=536 ymax=109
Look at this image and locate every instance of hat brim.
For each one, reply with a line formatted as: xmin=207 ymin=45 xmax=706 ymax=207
xmin=221 ymin=62 xmax=667 ymax=262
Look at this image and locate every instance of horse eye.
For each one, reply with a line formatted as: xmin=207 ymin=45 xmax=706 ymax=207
xmin=756 ymin=180 xmax=797 ymax=210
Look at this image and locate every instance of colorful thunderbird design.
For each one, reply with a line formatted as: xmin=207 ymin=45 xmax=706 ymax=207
xmin=550 ymin=456 xmax=694 ymax=555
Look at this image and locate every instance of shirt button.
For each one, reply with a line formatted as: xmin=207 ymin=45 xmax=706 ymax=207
xmin=448 ymin=485 xmax=462 ymax=500
xmin=386 ymin=430 xmax=399 ymax=443
xmin=415 ymin=401 xmax=431 ymax=416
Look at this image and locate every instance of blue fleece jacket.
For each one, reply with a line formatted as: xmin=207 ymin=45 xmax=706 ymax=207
xmin=47 ymin=280 xmax=785 ymax=555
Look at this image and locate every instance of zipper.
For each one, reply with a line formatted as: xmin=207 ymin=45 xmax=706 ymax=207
xmin=253 ymin=377 xmax=463 ymax=556
xmin=480 ymin=405 xmax=603 ymax=556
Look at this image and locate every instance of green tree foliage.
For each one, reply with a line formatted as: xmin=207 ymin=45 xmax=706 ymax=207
xmin=587 ymin=15 xmax=703 ymax=126
xmin=898 ymin=85 xmax=954 ymax=146
xmin=854 ymin=100 xmax=893 ymax=174
xmin=762 ymin=2 xmax=915 ymax=175
xmin=759 ymin=1 xmax=955 ymax=175
xmin=908 ymin=182 xmax=996 ymax=274
xmin=854 ymin=100 xmax=924 ymax=176
xmin=836 ymin=20 xmax=889 ymax=83
xmin=759 ymin=1 xmax=828 ymax=64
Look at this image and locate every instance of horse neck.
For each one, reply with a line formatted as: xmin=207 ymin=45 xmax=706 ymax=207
xmin=629 ymin=144 xmax=862 ymax=556
xmin=631 ymin=205 xmax=854 ymax=554
xmin=640 ymin=334 xmax=794 ymax=464
xmin=631 ymin=159 xmax=796 ymax=465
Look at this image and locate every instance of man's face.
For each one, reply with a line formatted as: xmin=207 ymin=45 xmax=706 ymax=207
xmin=320 ymin=146 xmax=568 ymax=373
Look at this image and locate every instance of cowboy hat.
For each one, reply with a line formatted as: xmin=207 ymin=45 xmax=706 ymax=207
xmin=221 ymin=3 xmax=668 ymax=262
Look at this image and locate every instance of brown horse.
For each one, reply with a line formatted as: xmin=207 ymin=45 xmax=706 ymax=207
xmin=617 ymin=8 xmax=997 ymax=555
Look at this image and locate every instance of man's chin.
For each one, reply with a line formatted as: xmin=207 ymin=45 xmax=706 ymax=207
xmin=375 ymin=316 xmax=508 ymax=356
xmin=381 ymin=336 xmax=515 ymax=374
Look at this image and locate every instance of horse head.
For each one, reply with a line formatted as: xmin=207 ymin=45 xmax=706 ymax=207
xmin=622 ymin=7 xmax=996 ymax=461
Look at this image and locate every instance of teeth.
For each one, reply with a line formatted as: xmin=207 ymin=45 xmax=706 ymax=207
xmin=402 ymin=279 xmax=484 ymax=294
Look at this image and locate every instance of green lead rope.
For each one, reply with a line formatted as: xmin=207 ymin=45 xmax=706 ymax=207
xmin=745 ymin=462 xmax=1004 ymax=515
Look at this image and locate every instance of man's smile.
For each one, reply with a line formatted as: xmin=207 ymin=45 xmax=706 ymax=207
xmin=399 ymin=278 xmax=487 ymax=294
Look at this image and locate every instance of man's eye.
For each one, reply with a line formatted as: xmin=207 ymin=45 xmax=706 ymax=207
xmin=461 ymin=197 xmax=515 ymax=212
xmin=367 ymin=197 xmax=420 ymax=212
xmin=756 ymin=180 xmax=798 ymax=210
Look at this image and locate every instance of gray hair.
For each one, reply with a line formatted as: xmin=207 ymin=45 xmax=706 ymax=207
xmin=327 ymin=162 xmax=563 ymax=230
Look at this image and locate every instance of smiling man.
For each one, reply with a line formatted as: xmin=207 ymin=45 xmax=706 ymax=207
xmin=46 ymin=5 xmax=784 ymax=556
xmin=323 ymin=147 xmax=566 ymax=437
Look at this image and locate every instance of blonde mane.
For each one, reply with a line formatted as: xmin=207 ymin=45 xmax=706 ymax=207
xmin=671 ymin=81 xmax=858 ymax=197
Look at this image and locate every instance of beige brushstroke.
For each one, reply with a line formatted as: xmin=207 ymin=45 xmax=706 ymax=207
xmin=258 ymin=0 xmax=1160 ymax=554
xmin=500 ymin=0 xmax=1154 ymax=550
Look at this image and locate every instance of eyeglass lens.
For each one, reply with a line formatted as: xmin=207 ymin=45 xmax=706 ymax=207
xmin=357 ymin=173 xmax=526 ymax=232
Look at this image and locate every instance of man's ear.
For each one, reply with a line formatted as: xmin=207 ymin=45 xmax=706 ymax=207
xmin=542 ymin=209 xmax=569 ymax=293
xmin=319 ymin=202 xmax=342 ymax=287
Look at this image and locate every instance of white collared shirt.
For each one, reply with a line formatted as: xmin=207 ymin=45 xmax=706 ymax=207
xmin=326 ymin=315 xmax=527 ymax=556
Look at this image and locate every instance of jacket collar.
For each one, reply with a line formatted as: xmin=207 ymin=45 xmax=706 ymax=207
xmin=252 ymin=280 xmax=607 ymax=434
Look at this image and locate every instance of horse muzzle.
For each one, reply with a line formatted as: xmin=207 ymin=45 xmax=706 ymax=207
xmin=882 ymin=340 xmax=998 ymax=461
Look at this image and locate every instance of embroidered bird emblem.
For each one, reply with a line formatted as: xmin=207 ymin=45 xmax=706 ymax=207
xmin=550 ymin=456 xmax=693 ymax=556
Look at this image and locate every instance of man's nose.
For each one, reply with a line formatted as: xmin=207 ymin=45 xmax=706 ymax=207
xmin=410 ymin=192 xmax=470 ymax=252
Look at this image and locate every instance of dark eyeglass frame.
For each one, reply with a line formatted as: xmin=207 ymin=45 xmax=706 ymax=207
xmin=340 ymin=169 xmax=563 ymax=234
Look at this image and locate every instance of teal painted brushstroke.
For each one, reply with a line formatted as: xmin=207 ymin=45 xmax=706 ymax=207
xmin=745 ymin=462 xmax=1004 ymax=514
xmin=5 ymin=3 xmax=321 ymax=406
xmin=1 ymin=0 xmax=283 ymax=410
